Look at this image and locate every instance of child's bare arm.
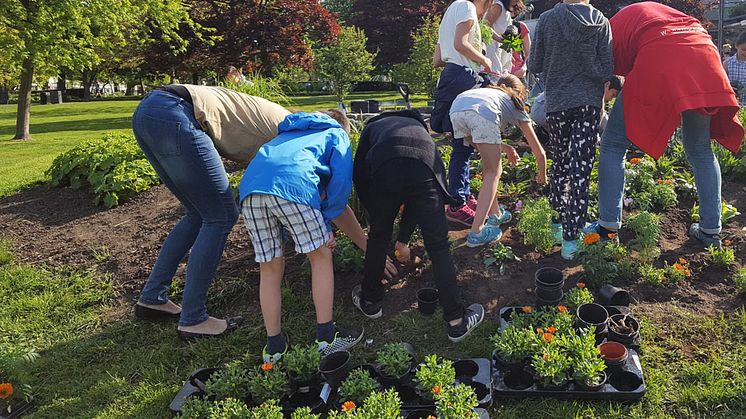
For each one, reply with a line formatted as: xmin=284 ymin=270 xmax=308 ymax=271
xmin=433 ymin=44 xmax=445 ymax=68
xmin=454 ymin=20 xmax=491 ymax=70
xmin=518 ymin=121 xmax=547 ymax=184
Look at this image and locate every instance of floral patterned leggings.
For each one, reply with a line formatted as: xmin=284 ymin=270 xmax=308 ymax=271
xmin=546 ymin=105 xmax=601 ymax=241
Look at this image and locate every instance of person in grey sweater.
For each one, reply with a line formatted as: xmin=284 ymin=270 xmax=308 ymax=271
xmin=528 ymin=0 xmax=613 ymax=260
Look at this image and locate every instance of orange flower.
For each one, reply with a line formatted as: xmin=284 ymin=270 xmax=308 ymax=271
xmin=656 ymin=179 xmax=665 ymax=184
xmin=536 ymin=327 xmax=544 ymax=334
xmin=547 ymin=326 xmax=557 ymax=334
xmin=678 ymin=257 xmax=688 ymax=265
xmin=261 ymin=362 xmax=274 ymax=372
xmin=665 ymin=179 xmax=673 ymax=185
xmin=342 ymin=401 xmax=356 ymax=412
xmin=673 ymin=263 xmax=685 ymax=272
xmin=0 ymin=383 xmax=12 ymax=400
xmin=724 ymin=240 xmax=732 ymax=247
xmin=432 ymin=385 xmax=442 ymax=395
xmin=608 ymin=233 xmax=618 ymax=240
xmin=557 ymin=305 xmax=568 ymax=313
xmin=583 ymin=233 xmax=601 ymax=245
xmin=629 ymin=157 xmax=642 ymax=165
xmin=399 ymin=204 xmax=405 ymax=214
xmin=685 ymin=269 xmax=692 ymax=278
xmin=543 ymin=333 xmax=554 ymax=343
xmin=522 ymin=305 xmax=533 ymax=314
xmin=543 ymin=353 xmax=550 ymax=361
xmin=576 ymin=282 xmax=586 ymax=289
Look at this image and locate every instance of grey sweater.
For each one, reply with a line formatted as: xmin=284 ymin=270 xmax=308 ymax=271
xmin=528 ymin=2 xmax=613 ymax=114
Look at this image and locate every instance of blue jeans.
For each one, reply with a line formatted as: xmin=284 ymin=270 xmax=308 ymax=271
xmin=133 ymin=90 xmax=239 ymax=326
xmin=448 ymin=138 xmax=473 ymax=205
xmin=598 ymin=93 xmax=722 ymax=234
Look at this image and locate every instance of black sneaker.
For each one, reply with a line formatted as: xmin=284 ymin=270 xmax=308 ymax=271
xmin=689 ymin=223 xmax=722 ymax=249
xmin=351 ymin=285 xmax=383 ymax=319
xmin=316 ymin=324 xmax=364 ymax=357
xmin=447 ymin=303 xmax=485 ymax=343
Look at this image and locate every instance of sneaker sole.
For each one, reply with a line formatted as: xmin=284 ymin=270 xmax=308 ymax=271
xmin=448 ymin=314 xmax=485 ymax=343
xmin=446 ymin=214 xmax=474 ymax=227
xmin=465 ymin=233 xmax=503 ymax=248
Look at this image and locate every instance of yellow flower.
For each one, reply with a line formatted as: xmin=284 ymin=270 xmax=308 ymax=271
xmin=261 ymin=362 xmax=274 ymax=372
xmin=432 ymin=385 xmax=442 ymax=395
xmin=536 ymin=327 xmax=544 ymax=334
xmin=543 ymin=353 xmax=550 ymax=361
xmin=629 ymin=157 xmax=642 ymax=165
xmin=342 ymin=401 xmax=356 ymax=412
xmin=583 ymin=233 xmax=601 ymax=245
xmin=0 ymin=383 xmax=12 ymax=400
xmin=522 ymin=305 xmax=533 ymax=314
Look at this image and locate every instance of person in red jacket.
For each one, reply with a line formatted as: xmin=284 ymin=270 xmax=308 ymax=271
xmin=588 ymin=2 xmax=744 ymax=248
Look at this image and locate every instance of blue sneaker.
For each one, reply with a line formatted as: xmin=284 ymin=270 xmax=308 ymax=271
xmin=561 ymin=239 xmax=581 ymax=260
xmin=486 ymin=205 xmax=512 ymax=227
xmin=552 ymin=223 xmax=563 ymax=245
xmin=466 ymin=226 xmax=503 ymax=248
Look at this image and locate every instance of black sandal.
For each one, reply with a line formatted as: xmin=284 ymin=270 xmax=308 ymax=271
xmin=177 ymin=316 xmax=244 ymax=342
xmin=134 ymin=303 xmax=181 ymax=321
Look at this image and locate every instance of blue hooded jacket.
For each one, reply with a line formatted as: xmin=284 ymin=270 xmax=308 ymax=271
xmin=238 ymin=112 xmax=352 ymax=228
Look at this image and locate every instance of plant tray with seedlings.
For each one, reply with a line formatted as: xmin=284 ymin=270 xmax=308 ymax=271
xmin=491 ymin=306 xmax=646 ymax=401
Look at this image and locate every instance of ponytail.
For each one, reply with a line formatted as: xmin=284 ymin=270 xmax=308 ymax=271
xmin=488 ymin=74 xmax=527 ymax=110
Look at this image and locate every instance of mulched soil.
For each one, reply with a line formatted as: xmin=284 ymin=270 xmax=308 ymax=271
xmin=0 ymin=171 xmax=744 ymax=325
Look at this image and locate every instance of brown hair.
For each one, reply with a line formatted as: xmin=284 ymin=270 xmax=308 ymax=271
xmin=488 ymin=74 xmax=527 ymax=109
xmin=318 ymin=109 xmax=351 ymax=134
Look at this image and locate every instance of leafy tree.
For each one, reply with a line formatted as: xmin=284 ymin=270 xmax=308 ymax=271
xmin=315 ymin=26 xmax=376 ymax=103
xmin=730 ymin=2 xmax=746 ymax=17
xmin=1 ymin=0 xmax=191 ymax=140
xmin=391 ymin=15 xmax=442 ymax=97
xmin=351 ymin=0 xmax=450 ymax=68
xmin=323 ymin=0 xmax=356 ymax=23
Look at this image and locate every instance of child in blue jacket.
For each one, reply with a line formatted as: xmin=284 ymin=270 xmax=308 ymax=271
xmin=239 ymin=110 xmax=363 ymax=362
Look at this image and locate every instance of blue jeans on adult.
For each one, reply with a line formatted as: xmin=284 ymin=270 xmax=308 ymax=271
xmin=598 ymin=93 xmax=722 ymax=234
xmin=133 ymin=90 xmax=238 ymax=326
xmin=448 ymin=138 xmax=473 ymax=205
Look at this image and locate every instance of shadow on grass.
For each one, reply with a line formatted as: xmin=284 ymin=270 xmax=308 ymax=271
xmin=21 ymin=117 xmax=133 ymax=135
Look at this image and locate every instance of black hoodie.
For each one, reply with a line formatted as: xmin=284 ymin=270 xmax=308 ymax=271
xmin=528 ymin=2 xmax=613 ymax=114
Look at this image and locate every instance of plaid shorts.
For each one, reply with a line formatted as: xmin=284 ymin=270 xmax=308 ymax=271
xmin=242 ymin=194 xmax=329 ymax=263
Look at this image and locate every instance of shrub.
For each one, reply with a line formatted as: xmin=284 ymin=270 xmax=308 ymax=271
xmin=376 ymin=343 xmax=412 ymax=378
xmin=328 ymin=388 xmax=402 ymax=418
xmin=639 ymin=264 xmax=666 ymax=285
xmin=290 ymin=406 xmax=320 ymax=419
xmin=490 ymin=326 xmax=539 ymax=363
xmin=177 ymin=397 xmax=212 ymax=419
xmin=532 ymin=344 xmax=571 ymax=388
xmin=248 ymin=400 xmax=283 ymax=419
xmin=390 ymin=15 xmax=442 ymax=97
xmin=562 ymin=285 xmax=594 ymax=312
xmin=316 ymin=26 xmax=376 ymax=102
xmin=627 ymin=211 xmax=661 ymax=263
xmin=735 ymin=268 xmax=746 ymax=295
xmin=435 ymin=383 xmax=479 ymax=418
xmin=285 ymin=345 xmax=321 ymax=381
xmin=247 ymin=363 xmax=288 ymax=404
xmin=47 ymin=133 xmax=160 ymax=208
xmin=415 ymin=355 xmax=455 ymax=396
xmin=222 ymin=72 xmax=289 ymax=106
xmin=339 ymin=368 xmax=379 ymax=405
xmin=517 ymin=198 xmax=555 ymax=254
xmin=333 ymin=234 xmax=365 ymax=273
xmin=205 ymin=361 xmax=251 ymax=401
xmin=708 ymin=245 xmax=735 ymax=269
xmin=580 ymin=236 xmax=619 ymax=287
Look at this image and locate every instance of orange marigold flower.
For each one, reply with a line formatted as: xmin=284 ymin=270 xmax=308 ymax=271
xmin=522 ymin=305 xmax=533 ymax=314
xmin=678 ymin=257 xmax=688 ymax=265
xmin=673 ymin=263 xmax=685 ymax=272
xmin=261 ymin=362 xmax=274 ymax=372
xmin=629 ymin=157 xmax=642 ymax=165
xmin=399 ymin=204 xmax=405 ymax=214
xmin=543 ymin=333 xmax=554 ymax=343
xmin=665 ymin=179 xmax=673 ymax=185
xmin=536 ymin=327 xmax=544 ymax=334
xmin=608 ymin=233 xmax=618 ymax=239
xmin=543 ymin=353 xmax=550 ymax=361
xmin=724 ymin=240 xmax=732 ymax=247
xmin=685 ymin=269 xmax=692 ymax=278
xmin=547 ymin=326 xmax=557 ymax=334
xmin=583 ymin=233 xmax=601 ymax=245
xmin=0 ymin=383 xmax=12 ymax=400
xmin=432 ymin=385 xmax=442 ymax=395
xmin=656 ymin=179 xmax=665 ymax=184
xmin=557 ymin=305 xmax=568 ymax=313
xmin=576 ymin=282 xmax=586 ymax=289
xmin=342 ymin=401 xmax=356 ymax=412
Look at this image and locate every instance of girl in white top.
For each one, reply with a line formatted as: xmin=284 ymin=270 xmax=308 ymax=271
xmin=433 ymin=0 xmax=492 ymax=71
xmin=484 ymin=0 xmax=525 ymax=74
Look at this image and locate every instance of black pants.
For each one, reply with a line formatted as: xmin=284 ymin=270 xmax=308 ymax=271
xmin=360 ymin=158 xmax=464 ymax=322
xmin=546 ymin=105 xmax=601 ymax=240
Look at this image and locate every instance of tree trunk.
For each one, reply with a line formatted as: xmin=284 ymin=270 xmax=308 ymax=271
xmin=82 ymin=69 xmax=97 ymax=101
xmin=0 ymin=85 xmax=8 ymax=105
xmin=14 ymin=58 xmax=34 ymax=140
xmin=125 ymin=81 xmax=135 ymax=96
xmin=57 ymin=69 xmax=66 ymax=92
xmin=192 ymin=73 xmax=199 ymax=85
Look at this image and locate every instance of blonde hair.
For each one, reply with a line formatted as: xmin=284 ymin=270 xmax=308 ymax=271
xmin=488 ymin=74 xmax=527 ymax=109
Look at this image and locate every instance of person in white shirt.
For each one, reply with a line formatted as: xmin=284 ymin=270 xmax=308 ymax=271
xmin=484 ymin=0 xmax=525 ymax=74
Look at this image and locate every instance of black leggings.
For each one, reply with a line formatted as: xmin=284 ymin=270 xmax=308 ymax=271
xmin=546 ymin=105 xmax=601 ymax=241
xmin=359 ymin=158 xmax=464 ymax=322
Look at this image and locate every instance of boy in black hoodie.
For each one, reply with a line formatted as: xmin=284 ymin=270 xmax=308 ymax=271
xmin=528 ymin=0 xmax=613 ymax=260
xmin=350 ymin=110 xmax=485 ymax=343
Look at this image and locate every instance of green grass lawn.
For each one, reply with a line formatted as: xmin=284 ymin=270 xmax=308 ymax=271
xmin=0 ymin=92 xmax=428 ymax=197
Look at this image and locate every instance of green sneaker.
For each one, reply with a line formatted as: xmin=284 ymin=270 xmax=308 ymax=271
xmin=262 ymin=333 xmax=289 ymax=363
xmin=561 ymin=239 xmax=581 ymax=261
xmin=552 ymin=223 xmax=563 ymax=245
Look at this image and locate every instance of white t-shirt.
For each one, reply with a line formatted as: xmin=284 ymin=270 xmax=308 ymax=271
xmin=485 ymin=2 xmax=513 ymax=73
xmin=438 ymin=0 xmax=482 ymax=69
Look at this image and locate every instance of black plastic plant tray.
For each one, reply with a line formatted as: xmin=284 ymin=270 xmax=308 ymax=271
xmin=492 ymin=349 xmax=646 ymax=401
xmin=401 ymin=407 xmax=490 ymax=419
xmin=453 ymin=358 xmax=493 ymax=409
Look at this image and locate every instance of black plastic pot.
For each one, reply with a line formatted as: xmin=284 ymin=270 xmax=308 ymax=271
xmin=598 ymin=341 xmax=628 ymax=373
xmin=503 ymin=369 xmax=534 ymax=390
xmin=598 ymin=284 xmax=630 ymax=306
xmin=575 ymin=370 xmax=608 ymax=391
xmin=406 ymin=409 xmax=436 ymax=419
xmin=608 ymin=314 xmax=640 ymax=346
xmin=537 ymin=378 xmax=570 ymax=391
xmin=535 ymin=289 xmax=563 ymax=307
xmin=394 ymin=383 xmax=425 ymax=406
xmin=319 ymin=351 xmax=351 ymax=389
xmin=454 ymin=359 xmax=479 ymax=378
xmin=288 ymin=369 xmax=322 ymax=393
xmin=417 ymin=288 xmax=439 ymax=316
xmin=576 ymin=303 xmax=609 ymax=331
xmin=492 ymin=349 xmax=525 ymax=374
xmin=281 ymin=384 xmax=327 ymax=414
xmin=535 ymin=267 xmax=564 ymax=290
xmin=609 ymin=370 xmax=643 ymax=391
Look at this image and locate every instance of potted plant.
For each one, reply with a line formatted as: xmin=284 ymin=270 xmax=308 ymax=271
xmin=435 ymin=383 xmax=480 ymax=418
xmin=608 ymin=313 xmax=640 ymax=345
xmin=285 ymin=345 xmax=322 ymax=392
xmin=247 ymin=362 xmax=289 ymax=405
xmin=0 ymin=346 xmax=37 ymax=418
xmin=290 ymin=406 xmax=321 ymax=419
xmin=376 ymin=343 xmax=414 ymax=386
xmin=562 ymin=282 xmax=594 ymax=312
xmin=531 ymin=346 xmax=571 ymax=390
xmin=339 ymin=367 xmax=380 ymax=406
xmin=205 ymin=360 xmax=251 ymax=401
xmin=415 ymin=354 xmax=455 ymax=401
xmin=490 ymin=326 xmax=538 ymax=373
xmin=327 ymin=388 xmax=402 ymax=418
xmin=318 ymin=351 xmax=352 ymax=389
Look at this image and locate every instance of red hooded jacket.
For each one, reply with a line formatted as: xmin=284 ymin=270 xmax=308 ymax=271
xmin=610 ymin=2 xmax=744 ymax=158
